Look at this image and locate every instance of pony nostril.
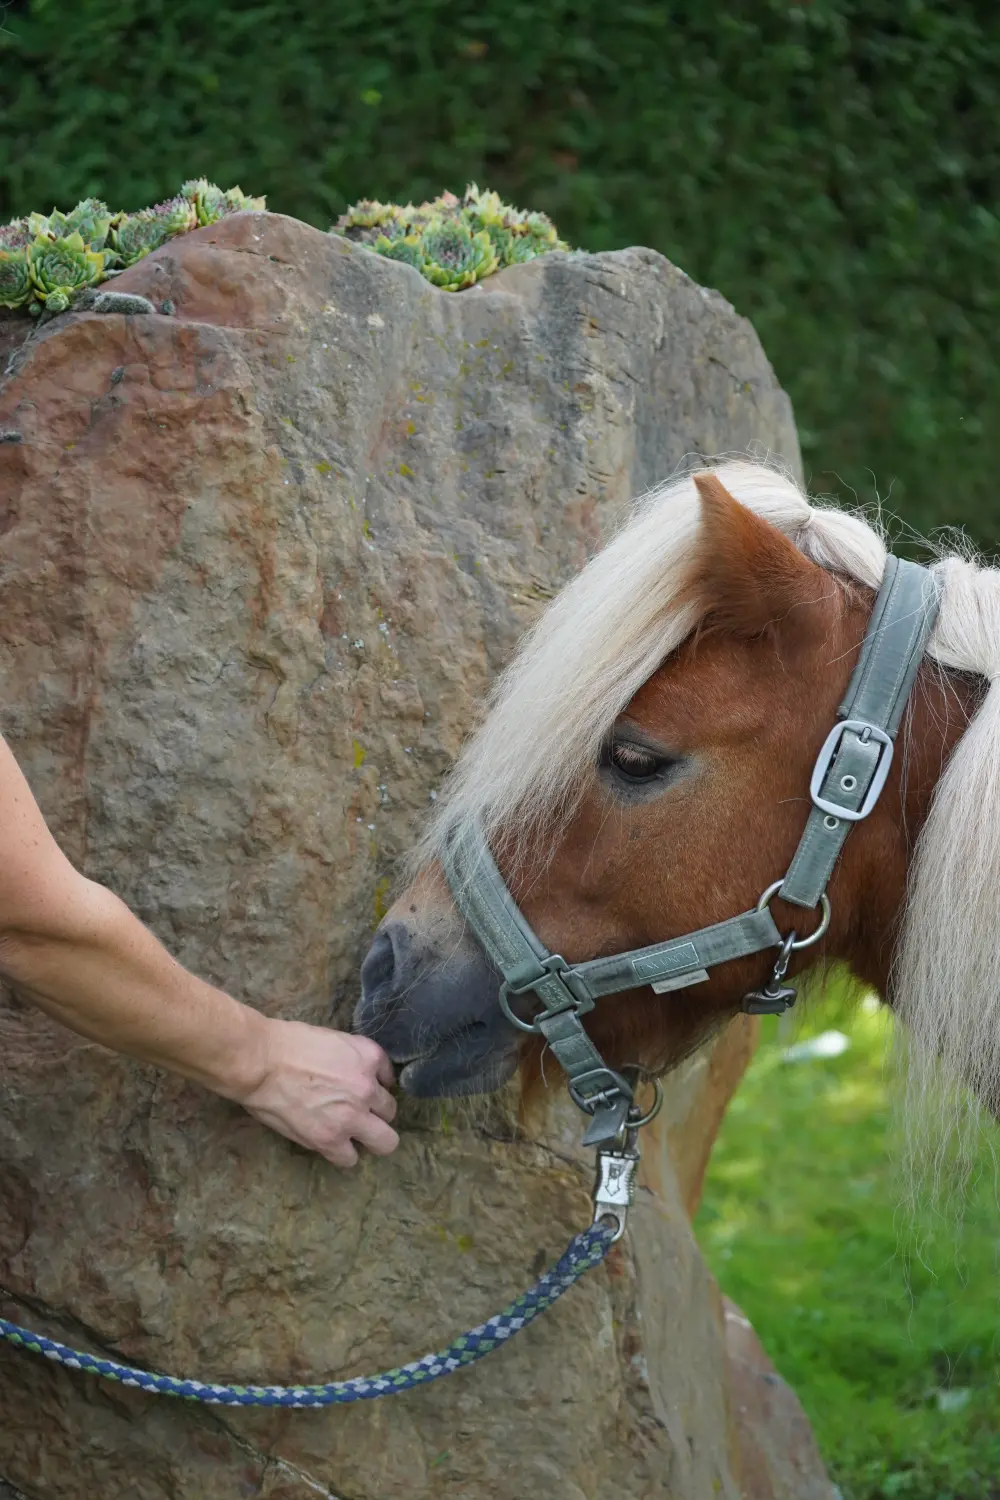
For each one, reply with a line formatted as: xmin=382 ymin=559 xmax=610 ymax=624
xmin=360 ymin=928 xmax=398 ymax=998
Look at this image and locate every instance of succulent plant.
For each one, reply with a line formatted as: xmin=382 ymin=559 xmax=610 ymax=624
xmin=0 ymin=250 xmax=32 ymax=310
xmin=62 ymin=198 xmax=114 ymax=250
xmin=181 ymin=178 xmax=228 ymax=226
xmin=109 ymin=194 xmax=204 ymax=268
xmin=25 ymin=200 xmax=106 ymax=244
xmin=38 ymin=289 xmax=71 ymax=315
xmin=154 ymin=194 xmax=201 ymax=235
xmin=503 ymin=233 xmax=543 ymax=265
xmin=344 ymin=199 xmax=398 ymax=231
xmin=223 ymin=186 xmax=265 ymax=214
xmin=334 ymin=184 xmax=570 ymax=291
xmin=0 ymin=219 xmax=31 ymax=253
xmin=374 ymin=233 xmax=426 ymax=271
xmin=26 ymin=210 xmax=56 ymax=241
xmin=521 ymin=210 xmax=563 ymax=249
xmin=177 ymin=179 xmax=264 ymax=227
xmin=26 ymin=231 xmax=105 ymax=312
xmin=461 ymin=184 xmax=512 ymax=234
xmin=0 ymin=180 xmax=267 ymax=316
xmin=419 ymin=218 xmax=498 ymax=290
xmin=108 ymin=210 xmax=172 ymax=269
xmin=2 ymin=180 xmax=553 ymax=312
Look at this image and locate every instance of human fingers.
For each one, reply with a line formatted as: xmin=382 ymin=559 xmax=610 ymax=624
xmin=349 ymin=1113 xmax=400 ymax=1158
xmin=324 ymin=1138 xmax=360 ymax=1169
xmin=343 ymin=1061 xmax=396 ymax=1121
xmin=366 ymin=1080 xmax=397 ymax=1123
xmin=350 ymin=1032 xmax=396 ymax=1088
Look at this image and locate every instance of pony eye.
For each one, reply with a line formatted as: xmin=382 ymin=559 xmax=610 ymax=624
xmin=606 ymin=741 xmax=663 ymax=783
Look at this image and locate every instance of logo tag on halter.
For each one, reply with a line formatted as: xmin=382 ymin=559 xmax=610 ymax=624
xmin=631 ymin=942 xmax=709 ymax=993
xmin=650 ymin=968 xmax=710 ymax=994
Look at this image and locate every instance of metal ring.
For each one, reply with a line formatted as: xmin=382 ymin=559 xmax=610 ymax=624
xmin=755 ymin=880 xmax=832 ymax=950
xmin=498 ymin=983 xmax=544 ymax=1034
xmin=622 ymin=1070 xmax=664 ymax=1129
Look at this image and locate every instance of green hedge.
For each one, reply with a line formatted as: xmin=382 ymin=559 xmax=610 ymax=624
xmin=2 ymin=0 xmax=997 ymax=544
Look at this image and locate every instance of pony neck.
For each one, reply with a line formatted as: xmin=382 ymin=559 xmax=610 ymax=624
xmin=838 ymin=663 xmax=982 ymax=999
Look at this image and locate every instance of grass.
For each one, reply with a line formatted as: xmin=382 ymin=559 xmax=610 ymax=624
xmin=695 ymin=986 xmax=1000 ymax=1500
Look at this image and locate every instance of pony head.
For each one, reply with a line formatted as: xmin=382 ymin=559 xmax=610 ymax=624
xmin=355 ymin=459 xmax=1000 ymax=1161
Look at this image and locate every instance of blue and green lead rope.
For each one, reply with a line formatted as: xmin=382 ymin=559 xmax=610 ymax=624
xmin=0 ymin=1221 xmax=615 ymax=1407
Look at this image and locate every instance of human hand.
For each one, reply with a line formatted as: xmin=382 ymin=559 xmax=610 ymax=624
xmin=0 ymin=737 xmax=401 ymax=1166
xmin=235 ymin=1020 xmax=399 ymax=1167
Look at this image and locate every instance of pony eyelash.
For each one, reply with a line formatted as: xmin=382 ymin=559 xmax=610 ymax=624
xmin=609 ymin=741 xmax=658 ymax=773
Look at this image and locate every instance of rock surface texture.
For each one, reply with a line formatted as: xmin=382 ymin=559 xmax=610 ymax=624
xmin=0 ymin=213 xmax=831 ymax=1499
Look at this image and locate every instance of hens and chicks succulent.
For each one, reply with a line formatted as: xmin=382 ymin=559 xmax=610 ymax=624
xmin=333 ymin=185 xmax=569 ymax=290
xmin=0 ymin=181 xmax=264 ymax=317
xmin=0 ymin=180 xmax=567 ymax=317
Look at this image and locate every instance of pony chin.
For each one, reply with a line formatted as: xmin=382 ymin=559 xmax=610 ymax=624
xmin=399 ymin=1048 xmax=518 ymax=1099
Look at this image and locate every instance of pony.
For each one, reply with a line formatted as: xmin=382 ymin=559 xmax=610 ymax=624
xmin=354 ymin=459 xmax=1000 ymax=1161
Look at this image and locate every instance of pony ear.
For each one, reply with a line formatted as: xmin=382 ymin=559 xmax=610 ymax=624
xmin=690 ymin=473 xmax=832 ymax=640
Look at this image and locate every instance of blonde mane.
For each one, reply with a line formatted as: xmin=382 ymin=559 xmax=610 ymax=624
xmin=419 ymin=457 xmax=1000 ymax=1166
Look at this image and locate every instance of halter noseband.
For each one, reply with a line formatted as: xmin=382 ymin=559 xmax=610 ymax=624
xmin=441 ymin=556 xmax=940 ymax=1162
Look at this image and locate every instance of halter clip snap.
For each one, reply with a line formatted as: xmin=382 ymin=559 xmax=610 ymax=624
xmin=592 ymin=1137 xmax=639 ymax=1243
xmin=591 ymin=1079 xmax=663 ymax=1241
xmin=742 ymin=931 xmax=798 ymax=1016
xmin=743 ymin=888 xmax=832 ymax=1014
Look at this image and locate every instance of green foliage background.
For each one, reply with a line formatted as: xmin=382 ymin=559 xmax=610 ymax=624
xmin=698 ymin=992 xmax=1000 ymax=1499
xmin=2 ymin=5 xmax=999 ymax=1487
xmin=1 ymin=0 xmax=997 ymax=540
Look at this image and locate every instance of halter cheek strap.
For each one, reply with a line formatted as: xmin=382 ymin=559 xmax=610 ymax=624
xmin=779 ymin=555 xmax=941 ymax=909
xmin=441 ymin=555 xmax=941 ymax=1148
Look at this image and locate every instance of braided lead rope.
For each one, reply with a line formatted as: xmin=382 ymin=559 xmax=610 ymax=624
xmin=0 ymin=1221 xmax=614 ymax=1408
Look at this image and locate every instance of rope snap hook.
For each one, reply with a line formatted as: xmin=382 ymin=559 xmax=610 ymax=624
xmin=591 ymin=1075 xmax=663 ymax=1242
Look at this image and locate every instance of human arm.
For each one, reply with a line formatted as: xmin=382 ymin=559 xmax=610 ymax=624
xmin=0 ymin=733 xmax=397 ymax=1167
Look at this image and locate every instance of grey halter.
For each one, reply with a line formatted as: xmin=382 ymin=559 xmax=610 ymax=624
xmin=442 ymin=556 xmax=940 ymax=1149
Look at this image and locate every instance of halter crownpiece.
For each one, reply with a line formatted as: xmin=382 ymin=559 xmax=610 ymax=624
xmin=441 ymin=554 xmax=941 ymax=1188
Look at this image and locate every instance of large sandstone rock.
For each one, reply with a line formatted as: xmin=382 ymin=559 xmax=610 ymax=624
xmin=723 ymin=1299 xmax=836 ymax=1500
xmin=0 ymin=213 xmax=831 ymax=1499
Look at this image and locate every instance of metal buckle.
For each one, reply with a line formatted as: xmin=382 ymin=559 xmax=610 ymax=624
xmin=568 ymin=1066 xmax=634 ymax=1116
xmin=809 ymin=720 xmax=893 ymax=822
